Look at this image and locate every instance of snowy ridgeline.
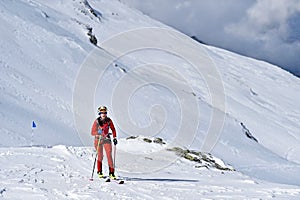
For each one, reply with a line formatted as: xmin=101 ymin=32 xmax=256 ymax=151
xmin=1 ymin=137 xmax=300 ymax=199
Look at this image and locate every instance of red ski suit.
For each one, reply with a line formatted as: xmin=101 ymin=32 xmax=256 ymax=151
xmin=91 ymin=117 xmax=116 ymax=174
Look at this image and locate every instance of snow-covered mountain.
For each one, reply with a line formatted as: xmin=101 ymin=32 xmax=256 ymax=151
xmin=0 ymin=0 xmax=300 ymax=199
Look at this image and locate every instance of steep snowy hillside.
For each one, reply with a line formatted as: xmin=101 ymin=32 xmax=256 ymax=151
xmin=0 ymin=0 xmax=165 ymax=146
xmin=0 ymin=0 xmax=300 ymax=198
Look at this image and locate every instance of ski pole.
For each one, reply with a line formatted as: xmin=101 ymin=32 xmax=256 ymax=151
xmin=90 ymin=136 xmax=102 ymax=181
xmin=113 ymin=143 xmax=116 ymax=173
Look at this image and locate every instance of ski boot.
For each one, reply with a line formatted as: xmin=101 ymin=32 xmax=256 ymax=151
xmin=109 ymin=173 xmax=116 ymax=180
xmin=97 ymin=171 xmax=104 ymax=179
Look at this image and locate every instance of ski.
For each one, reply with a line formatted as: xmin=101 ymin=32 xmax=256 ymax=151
xmin=90 ymin=174 xmax=124 ymax=184
xmin=106 ymin=178 xmax=124 ymax=184
xmin=95 ymin=177 xmax=124 ymax=184
xmin=90 ymin=176 xmax=111 ymax=182
xmin=99 ymin=176 xmax=111 ymax=182
xmin=115 ymin=179 xmax=124 ymax=184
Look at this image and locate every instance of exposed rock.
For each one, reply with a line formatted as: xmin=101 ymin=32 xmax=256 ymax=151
xmin=143 ymin=138 xmax=152 ymax=143
xmin=167 ymin=147 xmax=234 ymax=171
xmin=153 ymin=137 xmax=166 ymax=145
xmin=126 ymin=136 xmax=166 ymax=145
xmin=126 ymin=136 xmax=138 ymax=140
xmin=86 ymin=27 xmax=97 ymax=46
xmin=240 ymin=122 xmax=258 ymax=142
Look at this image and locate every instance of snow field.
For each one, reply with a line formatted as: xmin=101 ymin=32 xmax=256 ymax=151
xmin=1 ymin=138 xmax=300 ymax=199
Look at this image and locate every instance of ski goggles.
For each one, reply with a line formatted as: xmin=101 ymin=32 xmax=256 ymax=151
xmin=98 ymin=112 xmax=107 ymax=115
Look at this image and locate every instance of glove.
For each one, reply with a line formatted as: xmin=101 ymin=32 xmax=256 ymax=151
xmin=113 ymin=138 xmax=118 ymax=145
xmin=97 ymin=129 xmax=102 ymax=135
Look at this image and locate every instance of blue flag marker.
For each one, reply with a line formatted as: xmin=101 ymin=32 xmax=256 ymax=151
xmin=32 ymin=121 xmax=37 ymax=128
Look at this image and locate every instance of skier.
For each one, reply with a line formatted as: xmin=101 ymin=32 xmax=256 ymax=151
xmin=91 ymin=106 xmax=118 ymax=179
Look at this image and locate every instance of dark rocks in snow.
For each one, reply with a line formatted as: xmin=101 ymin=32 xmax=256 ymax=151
xmin=41 ymin=11 xmax=49 ymax=19
xmin=168 ymin=147 xmax=234 ymax=171
xmin=126 ymin=136 xmax=233 ymax=171
xmin=191 ymin=36 xmax=207 ymax=45
xmin=240 ymin=122 xmax=258 ymax=142
xmin=0 ymin=188 xmax=6 ymax=196
xmin=126 ymin=135 xmax=138 ymax=140
xmin=153 ymin=137 xmax=166 ymax=145
xmin=87 ymin=27 xmax=97 ymax=46
xmin=89 ymin=34 xmax=97 ymax=46
xmin=126 ymin=135 xmax=166 ymax=144
xmin=142 ymin=137 xmax=166 ymax=144
xmin=83 ymin=0 xmax=103 ymax=21
xmin=143 ymin=138 xmax=152 ymax=143
xmin=113 ymin=62 xmax=127 ymax=73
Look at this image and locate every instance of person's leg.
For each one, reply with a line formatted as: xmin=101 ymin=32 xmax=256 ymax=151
xmin=104 ymin=143 xmax=114 ymax=175
xmin=94 ymin=139 xmax=104 ymax=174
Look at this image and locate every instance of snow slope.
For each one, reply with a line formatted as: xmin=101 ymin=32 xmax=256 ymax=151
xmin=1 ymin=139 xmax=300 ymax=199
xmin=0 ymin=0 xmax=300 ymax=199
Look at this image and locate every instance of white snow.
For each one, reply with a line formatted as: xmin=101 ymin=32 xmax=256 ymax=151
xmin=0 ymin=0 xmax=300 ymax=199
xmin=1 ymin=140 xmax=300 ymax=199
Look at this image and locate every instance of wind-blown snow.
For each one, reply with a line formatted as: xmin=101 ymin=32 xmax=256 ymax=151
xmin=0 ymin=0 xmax=299 ymax=199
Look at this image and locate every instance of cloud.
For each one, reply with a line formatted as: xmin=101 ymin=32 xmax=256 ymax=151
xmin=226 ymin=0 xmax=300 ymax=72
xmin=122 ymin=0 xmax=300 ymax=76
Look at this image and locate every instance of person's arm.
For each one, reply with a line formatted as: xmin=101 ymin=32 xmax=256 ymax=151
xmin=91 ymin=119 xmax=98 ymax=136
xmin=110 ymin=120 xmax=117 ymax=138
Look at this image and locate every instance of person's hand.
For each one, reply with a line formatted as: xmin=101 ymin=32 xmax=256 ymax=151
xmin=113 ymin=138 xmax=118 ymax=145
xmin=98 ymin=129 xmax=102 ymax=135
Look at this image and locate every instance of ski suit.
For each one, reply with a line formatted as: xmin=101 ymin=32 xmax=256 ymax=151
xmin=91 ymin=117 xmax=116 ymax=174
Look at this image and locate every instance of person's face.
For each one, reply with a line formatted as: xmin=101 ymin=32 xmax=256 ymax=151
xmin=100 ymin=111 xmax=107 ymax=118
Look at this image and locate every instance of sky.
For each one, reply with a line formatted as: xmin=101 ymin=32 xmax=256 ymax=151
xmin=121 ymin=0 xmax=300 ymax=77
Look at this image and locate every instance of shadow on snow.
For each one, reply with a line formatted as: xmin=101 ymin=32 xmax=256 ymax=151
xmin=122 ymin=177 xmax=199 ymax=183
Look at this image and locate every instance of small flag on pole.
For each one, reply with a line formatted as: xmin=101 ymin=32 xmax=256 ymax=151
xmin=32 ymin=121 xmax=37 ymax=128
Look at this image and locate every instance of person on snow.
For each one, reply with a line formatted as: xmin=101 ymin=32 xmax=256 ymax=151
xmin=91 ymin=106 xmax=118 ymax=179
